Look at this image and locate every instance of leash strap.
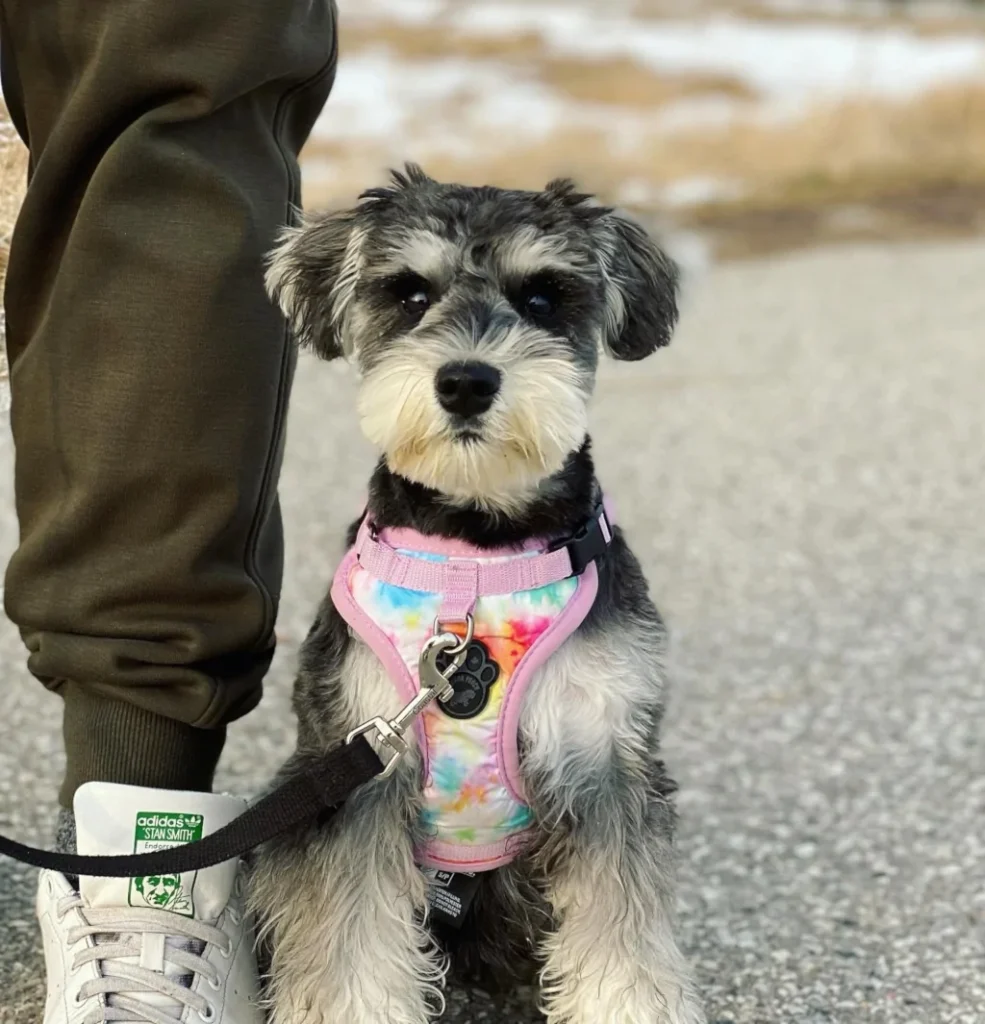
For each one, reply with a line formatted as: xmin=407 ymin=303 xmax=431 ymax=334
xmin=0 ymin=736 xmax=382 ymax=878
xmin=0 ymin=504 xmax=614 ymax=879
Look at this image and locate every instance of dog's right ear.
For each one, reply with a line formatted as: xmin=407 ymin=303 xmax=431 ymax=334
xmin=265 ymin=209 xmax=365 ymax=360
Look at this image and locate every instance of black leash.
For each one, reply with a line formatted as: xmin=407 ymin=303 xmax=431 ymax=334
xmin=0 ymin=505 xmax=613 ymax=881
xmin=0 ymin=736 xmax=382 ymax=878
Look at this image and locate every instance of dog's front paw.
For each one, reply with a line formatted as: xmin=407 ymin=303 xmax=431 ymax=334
xmin=543 ymin=979 xmax=706 ymax=1024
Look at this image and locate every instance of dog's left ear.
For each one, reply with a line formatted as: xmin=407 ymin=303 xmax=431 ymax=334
xmin=265 ymin=208 xmax=363 ymax=360
xmin=595 ymin=212 xmax=680 ymax=361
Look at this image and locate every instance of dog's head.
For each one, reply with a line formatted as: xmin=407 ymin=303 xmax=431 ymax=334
xmin=267 ymin=165 xmax=679 ymax=513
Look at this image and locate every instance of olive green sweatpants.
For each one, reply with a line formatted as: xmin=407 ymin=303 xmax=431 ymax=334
xmin=0 ymin=0 xmax=336 ymax=806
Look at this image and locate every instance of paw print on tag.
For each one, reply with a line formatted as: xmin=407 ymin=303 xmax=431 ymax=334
xmin=435 ymin=638 xmax=500 ymax=719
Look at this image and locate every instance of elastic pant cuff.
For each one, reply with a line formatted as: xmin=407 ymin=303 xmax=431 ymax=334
xmin=59 ymin=683 xmax=226 ymax=808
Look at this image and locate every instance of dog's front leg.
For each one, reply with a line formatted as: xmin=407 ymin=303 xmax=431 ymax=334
xmin=523 ymin=631 xmax=705 ymax=1024
xmin=251 ymin=626 xmax=446 ymax=1024
xmin=251 ymin=756 xmax=444 ymax=1024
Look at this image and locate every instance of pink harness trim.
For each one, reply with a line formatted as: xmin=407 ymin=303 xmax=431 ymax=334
xmin=331 ymin=505 xmax=612 ymax=871
xmin=353 ymin=519 xmax=605 ymax=622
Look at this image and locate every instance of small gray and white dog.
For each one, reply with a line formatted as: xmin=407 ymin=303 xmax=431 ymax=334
xmin=250 ymin=165 xmax=704 ymax=1024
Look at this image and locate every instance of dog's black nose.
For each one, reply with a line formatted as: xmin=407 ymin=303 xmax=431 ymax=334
xmin=435 ymin=361 xmax=501 ymax=418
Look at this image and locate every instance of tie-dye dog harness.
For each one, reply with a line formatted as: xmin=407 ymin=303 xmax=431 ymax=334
xmin=331 ymin=502 xmax=613 ymax=872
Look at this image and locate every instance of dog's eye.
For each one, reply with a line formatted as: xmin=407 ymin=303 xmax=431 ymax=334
xmin=513 ymin=273 xmax=565 ymax=324
xmin=525 ymin=293 xmax=556 ymax=319
xmin=403 ymin=290 xmax=431 ymax=317
xmin=384 ymin=272 xmax=433 ymax=322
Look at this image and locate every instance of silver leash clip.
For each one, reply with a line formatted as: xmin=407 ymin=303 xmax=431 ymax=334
xmin=346 ymin=615 xmax=474 ymax=778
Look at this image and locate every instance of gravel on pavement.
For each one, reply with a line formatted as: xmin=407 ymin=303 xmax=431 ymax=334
xmin=2 ymin=240 xmax=983 ymax=1023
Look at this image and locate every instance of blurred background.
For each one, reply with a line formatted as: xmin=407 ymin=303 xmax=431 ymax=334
xmin=307 ymin=0 xmax=985 ymax=257
xmin=2 ymin=4 xmax=984 ymax=1023
xmin=3 ymin=0 xmax=985 ymax=288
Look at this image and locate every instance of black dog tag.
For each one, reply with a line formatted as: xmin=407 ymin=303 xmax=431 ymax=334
xmin=423 ymin=868 xmax=482 ymax=928
xmin=435 ymin=638 xmax=500 ymax=719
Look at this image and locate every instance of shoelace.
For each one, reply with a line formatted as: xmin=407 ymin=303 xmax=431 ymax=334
xmin=57 ymin=893 xmax=232 ymax=1024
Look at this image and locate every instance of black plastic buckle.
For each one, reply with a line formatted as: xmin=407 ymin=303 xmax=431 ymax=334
xmin=549 ymin=501 xmax=611 ymax=576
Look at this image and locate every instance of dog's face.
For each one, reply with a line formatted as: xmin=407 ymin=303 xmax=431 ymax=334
xmin=267 ymin=166 xmax=678 ymax=512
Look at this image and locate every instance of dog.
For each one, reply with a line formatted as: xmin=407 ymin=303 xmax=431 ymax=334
xmin=249 ymin=165 xmax=704 ymax=1024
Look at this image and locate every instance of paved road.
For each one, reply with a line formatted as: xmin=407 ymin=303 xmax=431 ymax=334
xmin=2 ymin=241 xmax=983 ymax=1023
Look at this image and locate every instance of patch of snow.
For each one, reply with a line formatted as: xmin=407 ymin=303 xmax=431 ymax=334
xmin=615 ymin=178 xmax=661 ymax=206
xmin=320 ymin=51 xmax=569 ymax=146
xmin=318 ymin=49 xmax=756 ymax=156
xmin=448 ymin=7 xmax=985 ymax=106
xmin=660 ymin=176 xmax=746 ymax=207
xmin=324 ymin=2 xmax=985 ymax=150
xmin=343 ymin=0 xmax=447 ymax=25
xmin=616 ymin=175 xmax=744 ymax=209
xmin=338 ymin=1 xmax=985 ymax=109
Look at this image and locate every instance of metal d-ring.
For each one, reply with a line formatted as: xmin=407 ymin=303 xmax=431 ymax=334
xmin=431 ymin=612 xmax=474 ymax=656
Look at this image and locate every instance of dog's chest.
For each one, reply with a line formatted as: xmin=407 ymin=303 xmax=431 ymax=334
xmin=335 ymin=552 xmax=588 ymax=871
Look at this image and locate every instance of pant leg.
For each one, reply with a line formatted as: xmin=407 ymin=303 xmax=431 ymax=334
xmin=0 ymin=0 xmax=336 ymax=806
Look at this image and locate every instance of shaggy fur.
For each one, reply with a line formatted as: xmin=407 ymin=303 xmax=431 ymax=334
xmin=250 ymin=166 xmax=704 ymax=1024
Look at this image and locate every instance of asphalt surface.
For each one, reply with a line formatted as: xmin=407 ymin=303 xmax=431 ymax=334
xmin=2 ymin=240 xmax=983 ymax=1023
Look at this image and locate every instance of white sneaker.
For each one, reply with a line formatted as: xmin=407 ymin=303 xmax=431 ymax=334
xmin=36 ymin=783 xmax=263 ymax=1024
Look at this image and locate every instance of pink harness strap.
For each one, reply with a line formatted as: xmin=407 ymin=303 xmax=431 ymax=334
xmin=355 ymin=505 xmax=611 ymax=620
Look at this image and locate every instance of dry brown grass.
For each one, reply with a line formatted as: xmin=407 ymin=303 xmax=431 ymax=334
xmin=1 ymin=103 xmax=28 ymax=387
xmin=320 ymin=11 xmax=985 ymax=258
xmin=631 ymin=0 xmax=985 ymax=37
xmin=320 ymin=13 xmax=985 ymax=216
xmin=677 ymin=82 xmax=985 ymax=256
xmin=305 ymin=78 xmax=985 ymax=197
xmin=537 ymin=56 xmax=756 ymax=107
xmin=679 ymin=81 xmax=985 ymax=198
xmin=341 ymin=21 xmax=547 ymax=64
xmin=0 ymin=105 xmax=28 ymax=278
xmin=655 ymin=79 xmax=985 ymax=255
xmin=686 ymin=179 xmax=985 ymax=259
xmin=302 ymin=75 xmax=985 ymax=257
